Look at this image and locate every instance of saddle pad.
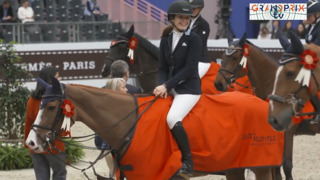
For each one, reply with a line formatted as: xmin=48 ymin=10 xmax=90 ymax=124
xmin=201 ymin=62 xmax=253 ymax=95
xmin=120 ymin=91 xmax=284 ymax=180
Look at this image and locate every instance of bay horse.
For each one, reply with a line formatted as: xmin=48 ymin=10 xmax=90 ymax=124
xmin=25 ymin=78 xmax=282 ymax=180
xmin=101 ymin=25 xmax=159 ymax=93
xmin=268 ymin=31 xmax=320 ymax=132
xmin=102 ymin=24 xmax=252 ymax=94
xmin=213 ymin=33 xmax=320 ymax=180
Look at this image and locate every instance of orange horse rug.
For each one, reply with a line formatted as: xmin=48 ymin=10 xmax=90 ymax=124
xmin=120 ymin=91 xmax=285 ymax=180
xmin=201 ymin=62 xmax=253 ymax=94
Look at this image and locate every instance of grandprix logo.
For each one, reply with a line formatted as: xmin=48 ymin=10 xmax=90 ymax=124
xmin=250 ymin=3 xmax=307 ymax=20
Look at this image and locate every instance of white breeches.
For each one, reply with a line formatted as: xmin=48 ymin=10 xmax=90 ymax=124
xmin=167 ymin=89 xmax=200 ymax=129
xmin=198 ymin=62 xmax=211 ymax=79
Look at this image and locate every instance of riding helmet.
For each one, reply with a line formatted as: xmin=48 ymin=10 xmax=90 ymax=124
xmin=307 ymin=0 xmax=320 ymax=15
xmin=188 ymin=0 xmax=204 ymax=8
xmin=167 ymin=1 xmax=193 ymax=21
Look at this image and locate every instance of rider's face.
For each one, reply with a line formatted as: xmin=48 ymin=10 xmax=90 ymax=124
xmin=172 ymin=15 xmax=191 ymax=31
xmin=307 ymin=14 xmax=316 ymax=24
xmin=192 ymin=7 xmax=202 ymax=17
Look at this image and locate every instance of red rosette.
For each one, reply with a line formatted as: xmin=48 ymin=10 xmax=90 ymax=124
xmin=129 ymin=37 xmax=138 ymax=50
xmin=300 ymin=49 xmax=319 ymax=70
xmin=242 ymin=44 xmax=250 ymax=57
xmin=61 ymin=99 xmax=75 ymax=118
xmin=129 ymin=59 xmax=134 ymax=64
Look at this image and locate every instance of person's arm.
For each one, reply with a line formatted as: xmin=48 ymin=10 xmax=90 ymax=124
xmin=24 ymin=98 xmax=33 ymax=148
xmin=164 ymin=34 xmax=202 ymax=90
xmin=158 ymin=38 xmax=169 ymax=85
xmin=17 ymin=7 xmax=26 ymax=21
xmin=197 ymin=19 xmax=210 ymax=47
xmin=86 ymin=1 xmax=93 ymax=13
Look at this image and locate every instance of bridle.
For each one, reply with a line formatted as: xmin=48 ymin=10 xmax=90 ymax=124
xmin=218 ymin=47 xmax=249 ymax=89
xmin=31 ymin=94 xmax=67 ymax=150
xmin=106 ymin=37 xmax=158 ymax=78
xmin=268 ymin=56 xmax=320 ymax=117
xmin=268 ymin=86 xmax=307 ymax=116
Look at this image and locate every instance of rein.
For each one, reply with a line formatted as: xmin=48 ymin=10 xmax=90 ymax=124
xmin=32 ymin=91 xmax=158 ymax=179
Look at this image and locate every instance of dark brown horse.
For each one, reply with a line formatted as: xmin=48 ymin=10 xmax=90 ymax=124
xmin=101 ymin=25 xmax=159 ymax=93
xmin=268 ymin=31 xmax=320 ymax=132
xmin=25 ymin=78 xmax=278 ymax=180
xmin=213 ymin=33 xmax=320 ymax=180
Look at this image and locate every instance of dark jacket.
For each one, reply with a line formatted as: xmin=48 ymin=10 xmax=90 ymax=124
xmin=0 ymin=5 xmax=14 ymax=22
xmin=126 ymin=83 xmax=142 ymax=94
xmin=158 ymin=30 xmax=202 ymax=95
xmin=306 ymin=21 xmax=320 ymax=46
xmin=190 ymin=15 xmax=210 ymax=63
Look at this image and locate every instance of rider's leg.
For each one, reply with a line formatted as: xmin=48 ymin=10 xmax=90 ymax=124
xmin=167 ymin=91 xmax=200 ymax=176
xmin=198 ymin=62 xmax=211 ymax=79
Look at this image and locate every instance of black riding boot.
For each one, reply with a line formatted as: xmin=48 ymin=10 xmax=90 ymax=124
xmin=171 ymin=121 xmax=193 ymax=176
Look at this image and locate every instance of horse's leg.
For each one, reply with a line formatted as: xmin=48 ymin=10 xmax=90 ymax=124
xmin=253 ymin=167 xmax=272 ymax=180
xmin=225 ymin=168 xmax=245 ymax=180
xmin=281 ymin=125 xmax=298 ymax=180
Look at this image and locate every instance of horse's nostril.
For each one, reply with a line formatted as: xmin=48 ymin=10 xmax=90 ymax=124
xmin=28 ymin=141 xmax=35 ymax=147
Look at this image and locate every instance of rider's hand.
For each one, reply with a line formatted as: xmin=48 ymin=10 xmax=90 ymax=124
xmin=153 ymin=84 xmax=167 ymax=98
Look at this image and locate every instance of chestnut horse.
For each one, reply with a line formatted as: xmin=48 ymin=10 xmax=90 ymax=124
xmin=214 ymin=33 xmax=320 ymax=180
xmin=25 ymin=78 xmax=279 ymax=180
xmin=268 ymin=31 xmax=320 ymax=132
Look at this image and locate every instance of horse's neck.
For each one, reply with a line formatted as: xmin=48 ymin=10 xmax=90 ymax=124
xmin=247 ymin=45 xmax=278 ymax=99
xmin=65 ymin=85 xmax=137 ymax=154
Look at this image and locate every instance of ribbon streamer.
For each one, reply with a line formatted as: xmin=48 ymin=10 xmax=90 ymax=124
xmin=128 ymin=48 xmax=134 ymax=64
xmin=295 ymin=66 xmax=311 ymax=87
xmin=239 ymin=56 xmax=248 ymax=68
xmin=61 ymin=116 xmax=71 ymax=132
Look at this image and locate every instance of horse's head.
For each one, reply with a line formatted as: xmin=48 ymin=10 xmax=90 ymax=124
xmin=214 ymin=32 xmax=249 ymax=91
xmin=101 ymin=24 xmax=136 ymax=77
xmin=25 ymin=78 xmax=72 ymax=153
xmin=268 ymin=31 xmax=320 ymax=131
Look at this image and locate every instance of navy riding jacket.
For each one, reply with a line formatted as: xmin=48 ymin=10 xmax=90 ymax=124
xmin=191 ymin=15 xmax=210 ymax=63
xmin=306 ymin=20 xmax=320 ymax=46
xmin=158 ymin=30 xmax=202 ymax=95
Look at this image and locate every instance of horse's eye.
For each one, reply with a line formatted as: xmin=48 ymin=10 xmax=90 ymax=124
xmin=286 ymin=71 xmax=295 ymax=79
xmin=47 ymin=106 xmax=55 ymax=110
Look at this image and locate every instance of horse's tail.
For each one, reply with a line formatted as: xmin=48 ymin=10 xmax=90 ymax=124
xmin=161 ymin=25 xmax=173 ymax=38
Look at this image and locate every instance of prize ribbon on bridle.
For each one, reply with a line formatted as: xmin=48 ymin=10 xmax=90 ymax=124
xmin=295 ymin=49 xmax=319 ymax=87
xmin=128 ymin=37 xmax=138 ymax=64
xmin=61 ymin=99 xmax=75 ymax=132
xmin=240 ymin=44 xmax=250 ymax=69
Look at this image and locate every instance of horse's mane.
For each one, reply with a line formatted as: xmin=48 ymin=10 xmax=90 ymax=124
xmin=134 ymin=33 xmax=159 ymax=60
xmin=67 ymin=84 xmax=131 ymax=96
xmin=246 ymin=40 xmax=279 ymax=64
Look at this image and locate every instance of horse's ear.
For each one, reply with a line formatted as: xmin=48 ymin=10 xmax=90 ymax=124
xmin=279 ymin=32 xmax=290 ymax=51
xmin=52 ymin=78 xmax=62 ymax=94
xmin=226 ymin=30 xmax=233 ymax=46
xmin=126 ymin=25 xmax=134 ymax=39
xmin=239 ymin=32 xmax=247 ymax=47
xmin=37 ymin=77 xmax=49 ymax=89
xmin=289 ymin=30 xmax=304 ymax=55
